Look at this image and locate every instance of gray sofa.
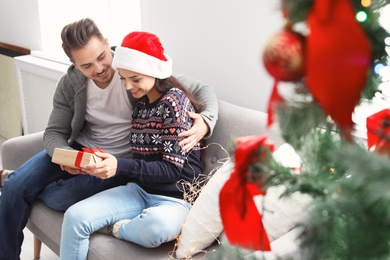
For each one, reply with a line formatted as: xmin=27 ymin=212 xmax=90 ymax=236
xmin=1 ymin=100 xmax=300 ymax=259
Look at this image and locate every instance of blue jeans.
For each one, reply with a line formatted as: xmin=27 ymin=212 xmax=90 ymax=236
xmin=0 ymin=150 xmax=130 ymax=260
xmin=60 ymin=182 xmax=191 ymax=260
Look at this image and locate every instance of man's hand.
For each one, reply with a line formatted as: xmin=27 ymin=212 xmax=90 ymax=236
xmin=61 ymin=166 xmax=84 ymax=175
xmin=178 ymin=112 xmax=209 ymax=152
xmin=81 ymin=152 xmax=118 ymax=179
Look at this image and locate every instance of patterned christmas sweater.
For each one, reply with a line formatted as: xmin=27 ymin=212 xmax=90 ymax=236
xmin=116 ymin=88 xmax=203 ymax=199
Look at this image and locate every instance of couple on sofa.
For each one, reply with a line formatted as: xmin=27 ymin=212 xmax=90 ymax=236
xmin=0 ymin=18 xmax=219 ymax=259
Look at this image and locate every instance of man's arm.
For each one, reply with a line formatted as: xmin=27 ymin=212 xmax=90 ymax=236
xmin=43 ymin=71 xmax=81 ymax=157
xmin=174 ymin=73 xmax=219 ymax=138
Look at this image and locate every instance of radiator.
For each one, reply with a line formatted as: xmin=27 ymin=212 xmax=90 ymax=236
xmin=14 ymin=55 xmax=69 ymax=135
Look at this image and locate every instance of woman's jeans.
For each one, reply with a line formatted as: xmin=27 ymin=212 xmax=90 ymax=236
xmin=60 ymin=182 xmax=191 ymax=260
xmin=0 ymin=150 xmax=130 ymax=260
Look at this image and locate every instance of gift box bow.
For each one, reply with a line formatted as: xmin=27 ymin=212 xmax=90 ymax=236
xmin=73 ymin=147 xmax=105 ymax=168
xmin=366 ymin=109 xmax=390 ymax=151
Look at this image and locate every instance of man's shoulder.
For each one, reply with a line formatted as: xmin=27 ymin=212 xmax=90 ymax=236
xmin=59 ymin=65 xmax=86 ymax=88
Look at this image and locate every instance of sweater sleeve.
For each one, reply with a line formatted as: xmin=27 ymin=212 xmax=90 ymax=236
xmin=116 ymin=158 xmax=182 ymax=183
xmin=174 ymin=73 xmax=219 ymax=138
xmin=43 ymin=74 xmax=76 ymax=157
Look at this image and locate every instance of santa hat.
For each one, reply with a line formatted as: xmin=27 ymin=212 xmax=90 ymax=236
xmin=112 ymin=31 xmax=172 ymax=79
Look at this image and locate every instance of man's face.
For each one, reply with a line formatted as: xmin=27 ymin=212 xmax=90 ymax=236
xmin=71 ymin=36 xmax=115 ymax=89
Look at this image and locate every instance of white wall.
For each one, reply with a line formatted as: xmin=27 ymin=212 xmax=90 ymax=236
xmin=140 ymin=0 xmax=284 ymax=111
xmin=0 ymin=0 xmax=284 ymax=112
xmin=0 ymin=0 xmax=42 ymax=50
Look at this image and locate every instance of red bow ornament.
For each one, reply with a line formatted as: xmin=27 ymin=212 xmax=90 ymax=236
xmin=219 ymin=135 xmax=274 ymax=251
xmin=306 ymin=0 xmax=372 ymax=140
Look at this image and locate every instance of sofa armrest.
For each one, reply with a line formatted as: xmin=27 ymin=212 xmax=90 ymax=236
xmin=1 ymin=131 xmax=44 ymax=170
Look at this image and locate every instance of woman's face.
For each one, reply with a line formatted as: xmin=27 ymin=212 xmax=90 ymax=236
xmin=118 ymin=68 xmax=159 ymax=102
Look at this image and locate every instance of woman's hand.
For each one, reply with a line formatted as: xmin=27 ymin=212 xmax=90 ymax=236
xmin=81 ymin=152 xmax=118 ymax=179
xmin=178 ymin=112 xmax=209 ymax=152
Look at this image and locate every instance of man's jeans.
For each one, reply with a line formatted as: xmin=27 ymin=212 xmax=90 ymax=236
xmin=0 ymin=150 xmax=129 ymax=260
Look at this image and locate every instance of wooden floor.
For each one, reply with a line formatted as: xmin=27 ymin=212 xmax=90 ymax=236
xmin=22 ymin=229 xmax=59 ymax=260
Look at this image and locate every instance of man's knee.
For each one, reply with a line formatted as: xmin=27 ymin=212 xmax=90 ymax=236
xmin=39 ymin=180 xmax=80 ymax=211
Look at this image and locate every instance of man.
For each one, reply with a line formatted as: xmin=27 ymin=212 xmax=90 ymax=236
xmin=0 ymin=18 xmax=218 ymax=259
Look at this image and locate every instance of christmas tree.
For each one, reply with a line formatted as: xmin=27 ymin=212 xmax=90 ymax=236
xmin=218 ymin=0 xmax=390 ymax=259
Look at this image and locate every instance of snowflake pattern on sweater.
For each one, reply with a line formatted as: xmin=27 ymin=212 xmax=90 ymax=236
xmin=130 ymin=88 xmax=203 ymax=199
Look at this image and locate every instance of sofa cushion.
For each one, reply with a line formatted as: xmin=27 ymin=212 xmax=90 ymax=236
xmin=259 ymin=144 xmax=311 ymax=242
xmin=176 ymin=160 xmax=233 ymax=258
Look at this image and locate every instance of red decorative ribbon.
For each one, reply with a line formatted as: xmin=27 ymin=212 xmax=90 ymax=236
xmin=219 ymin=135 xmax=274 ymax=251
xmin=267 ymin=80 xmax=283 ymax=127
xmin=74 ymin=151 xmax=84 ymax=168
xmin=306 ymin=0 xmax=371 ymax=139
xmin=366 ymin=109 xmax=390 ymax=155
xmin=74 ymin=147 xmax=105 ymax=167
xmin=82 ymin=147 xmax=105 ymax=153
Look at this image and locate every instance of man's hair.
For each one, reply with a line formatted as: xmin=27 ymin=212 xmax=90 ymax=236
xmin=61 ymin=18 xmax=104 ymax=60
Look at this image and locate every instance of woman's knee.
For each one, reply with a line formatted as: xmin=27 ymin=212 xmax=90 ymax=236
xmin=63 ymin=204 xmax=90 ymax=229
xmin=134 ymin=215 xmax=183 ymax=248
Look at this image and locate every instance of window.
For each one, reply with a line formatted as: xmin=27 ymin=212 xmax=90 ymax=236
xmin=33 ymin=0 xmax=142 ymax=64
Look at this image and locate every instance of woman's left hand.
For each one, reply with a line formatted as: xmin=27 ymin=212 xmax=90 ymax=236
xmin=178 ymin=112 xmax=208 ymax=152
xmin=81 ymin=152 xmax=118 ymax=179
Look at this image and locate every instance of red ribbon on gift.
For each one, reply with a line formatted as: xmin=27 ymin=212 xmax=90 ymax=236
xmin=74 ymin=147 xmax=105 ymax=168
xmin=82 ymin=147 xmax=105 ymax=153
xmin=366 ymin=109 xmax=390 ymax=154
xmin=219 ymin=135 xmax=274 ymax=251
xmin=74 ymin=151 xmax=84 ymax=168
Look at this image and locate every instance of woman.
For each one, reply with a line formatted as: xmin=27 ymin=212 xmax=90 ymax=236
xmin=59 ymin=31 xmax=204 ymax=259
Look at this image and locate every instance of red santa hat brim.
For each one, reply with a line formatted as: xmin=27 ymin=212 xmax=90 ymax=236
xmin=112 ymin=46 xmax=172 ymax=79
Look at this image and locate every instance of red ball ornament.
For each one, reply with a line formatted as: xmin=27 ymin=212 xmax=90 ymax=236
xmin=262 ymin=30 xmax=305 ymax=82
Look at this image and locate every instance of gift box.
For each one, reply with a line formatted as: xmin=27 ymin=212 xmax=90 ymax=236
xmin=366 ymin=108 xmax=390 ymax=156
xmin=51 ymin=148 xmax=103 ymax=168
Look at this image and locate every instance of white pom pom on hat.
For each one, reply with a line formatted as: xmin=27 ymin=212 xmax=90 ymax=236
xmin=112 ymin=31 xmax=172 ymax=79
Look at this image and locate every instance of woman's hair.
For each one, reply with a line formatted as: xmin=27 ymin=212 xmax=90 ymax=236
xmin=61 ymin=18 xmax=104 ymax=61
xmin=154 ymin=76 xmax=204 ymax=113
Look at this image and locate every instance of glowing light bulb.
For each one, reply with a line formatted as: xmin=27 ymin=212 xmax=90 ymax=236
xmin=374 ymin=63 xmax=385 ymax=75
xmin=385 ymin=37 xmax=390 ymax=45
xmin=361 ymin=0 xmax=372 ymax=7
xmin=356 ymin=11 xmax=368 ymax=22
